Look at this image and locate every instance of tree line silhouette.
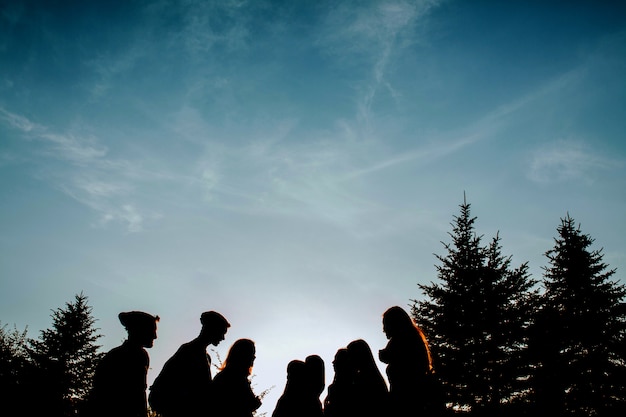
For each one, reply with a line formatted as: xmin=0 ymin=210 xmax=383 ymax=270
xmin=1 ymin=198 xmax=624 ymax=416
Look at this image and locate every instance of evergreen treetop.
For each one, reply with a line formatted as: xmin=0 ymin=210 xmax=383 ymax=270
xmin=413 ymin=199 xmax=537 ymax=415
xmin=28 ymin=292 xmax=103 ymax=416
xmin=534 ymin=214 xmax=626 ymax=416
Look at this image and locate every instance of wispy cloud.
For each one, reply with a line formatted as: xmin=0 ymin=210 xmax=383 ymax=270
xmin=174 ymin=115 xmax=379 ymax=227
xmin=57 ymin=179 xmax=147 ymax=233
xmin=317 ymin=0 xmax=440 ymax=130
xmin=0 ymin=108 xmax=40 ymax=132
xmin=1 ymin=108 xmax=108 ymax=165
xmin=84 ymin=1 xmax=252 ymax=100
xmin=73 ymin=176 xmax=131 ymax=198
xmin=39 ymin=132 xmax=108 ymax=165
xmin=99 ymin=204 xmax=146 ymax=233
xmin=153 ymin=50 xmax=597 ymax=234
xmin=318 ymin=0 xmax=438 ymax=56
xmin=175 ymin=0 xmax=252 ymax=55
xmin=528 ymin=139 xmax=622 ymax=184
xmin=0 ymin=108 xmax=163 ymax=232
xmin=341 ymin=62 xmax=588 ymax=181
xmin=86 ymin=44 xmax=148 ymax=99
xmin=343 ymin=131 xmax=483 ymax=180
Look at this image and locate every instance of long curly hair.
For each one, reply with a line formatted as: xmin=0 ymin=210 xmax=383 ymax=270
xmin=383 ymin=306 xmax=434 ymax=374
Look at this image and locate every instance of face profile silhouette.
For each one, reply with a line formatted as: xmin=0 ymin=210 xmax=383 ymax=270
xmin=200 ymin=310 xmax=230 ymax=346
xmin=119 ymin=311 xmax=159 ymax=348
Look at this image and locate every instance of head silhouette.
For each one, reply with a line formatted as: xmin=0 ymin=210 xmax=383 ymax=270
xmin=382 ymin=306 xmax=415 ymax=339
xmin=347 ymin=339 xmax=380 ymax=376
xmin=285 ymin=359 xmax=307 ymax=391
xmin=221 ymin=338 xmax=256 ymax=375
xmin=305 ymin=354 xmax=325 ymax=397
xmin=332 ymin=348 xmax=352 ymax=376
xmin=119 ymin=311 xmax=159 ymax=348
xmin=199 ymin=311 xmax=230 ymax=346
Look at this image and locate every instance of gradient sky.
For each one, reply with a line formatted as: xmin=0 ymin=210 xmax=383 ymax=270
xmin=1 ymin=0 xmax=625 ymax=413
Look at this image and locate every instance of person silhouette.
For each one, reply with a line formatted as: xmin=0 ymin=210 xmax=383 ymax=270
xmin=212 ymin=338 xmax=262 ymax=417
xmin=88 ymin=311 xmax=159 ymax=417
xmin=272 ymin=358 xmax=323 ymax=417
xmin=379 ymin=306 xmax=441 ymax=415
xmin=305 ymin=354 xmax=325 ymax=414
xmin=148 ymin=311 xmax=230 ymax=417
xmin=323 ymin=348 xmax=356 ymax=417
xmin=346 ymin=339 xmax=388 ymax=417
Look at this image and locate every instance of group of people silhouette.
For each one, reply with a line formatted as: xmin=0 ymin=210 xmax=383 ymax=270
xmin=86 ymin=306 xmax=443 ymax=417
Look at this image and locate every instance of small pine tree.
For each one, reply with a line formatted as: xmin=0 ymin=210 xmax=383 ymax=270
xmin=0 ymin=322 xmax=31 ymax=406
xmin=28 ymin=292 xmax=103 ymax=416
xmin=530 ymin=214 xmax=626 ymax=416
xmin=413 ymin=198 xmax=537 ymax=415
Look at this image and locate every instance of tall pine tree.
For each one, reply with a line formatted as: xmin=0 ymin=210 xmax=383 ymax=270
xmin=529 ymin=214 xmax=626 ymax=416
xmin=28 ymin=292 xmax=103 ymax=417
xmin=413 ymin=199 xmax=537 ymax=415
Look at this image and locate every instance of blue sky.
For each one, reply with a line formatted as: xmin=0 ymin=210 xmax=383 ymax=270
xmin=1 ymin=0 xmax=625 ymax=413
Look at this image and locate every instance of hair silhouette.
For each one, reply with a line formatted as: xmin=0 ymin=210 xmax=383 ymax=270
xmin=380 ymin=306 xmax=443 ymax=415
xmin=323 ymin=348 xmax=356 ymax=417
xmin=272 ymin=358 xmax=324 ymax=417
xmin=381 ymin=306 xmax=433 ymax=372
xmin=87 ymin=311 xmax=159 ymax=417
xmin=346 ymin=339 xmax=389 ymax=417
xmin=220 ymin=338 xmax=256 ymax=375
xmin=212 ymin=338 xmax=261 ymax=417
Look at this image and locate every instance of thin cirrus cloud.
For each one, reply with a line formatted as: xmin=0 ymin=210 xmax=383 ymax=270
xmin=3 ymin=103 xmax=376 ymax=233
xmin=344 ymin=62 xmax=594 ymax=182
xmin=316 ymin=0 xmax=436 ymax=55
xmin=200 ymin=3 xmax=441 ymax=214
xmin=2 ymin=1 xmax=622 ymax=235
xmin=0 ymin=108 xmax=40 ymax=133
xmin=528 ymin=140 xmax=622 ymax=184
xmin=0 ymin=107 xmax=162 ymax=232
xmin=83 ymin=1 xmax=250 ymax=100
xmin=0 ymin=108 xmax=106 ymax=164
xmin=175 ymin=1 xmax=252 ymax=55
xmin=86 ymin=46 xmax=148 ymax=99
xmin=315 ymin=1 xmax=439 ymax=128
